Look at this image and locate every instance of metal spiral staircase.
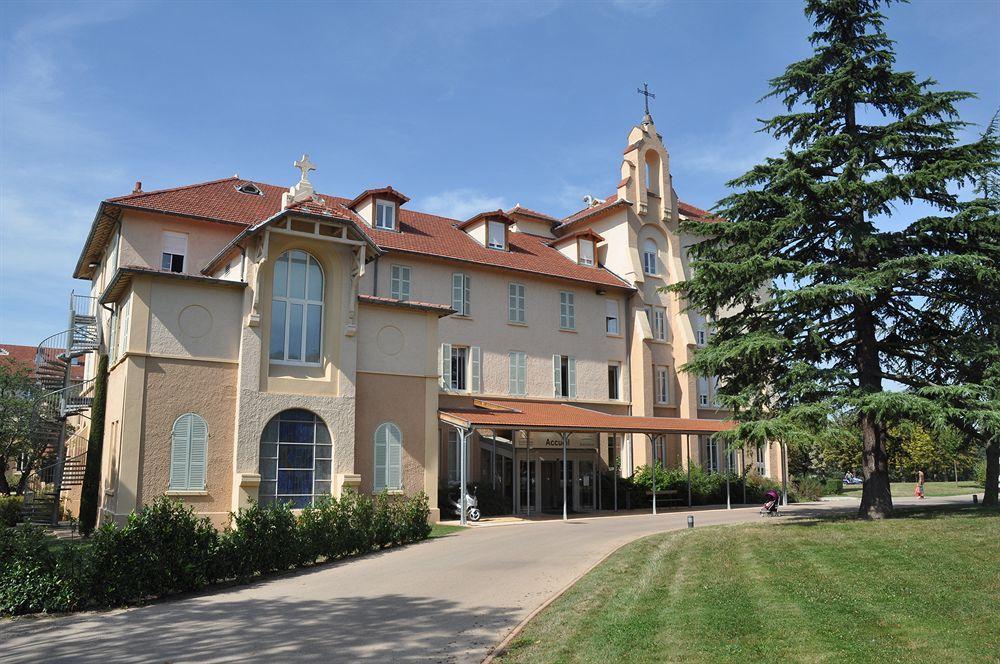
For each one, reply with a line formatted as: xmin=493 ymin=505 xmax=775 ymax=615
xmin=21 ymin=292 xmax=101 ymax=524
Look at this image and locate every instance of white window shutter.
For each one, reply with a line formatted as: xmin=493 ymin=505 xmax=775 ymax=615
xmin=402 ymin=268 xmax=411 ymax=301
xmin=470 ymin=347 xmax=481 ymax=393
xmin=518 ymin=353 xmax=526 ymax=395
xmin=440 ymin=343 xmax=452 ymax=389
xmin=374 ymin=425 xmax=388 ymax=491
xmin=508 ymin=353 xmax=517 ymax=395
xmin=169 ymin=414 xmax=192 ymax=490
xmin=388 ymin=425 xmax=402 ymax=490
xmin=452 ymin=274 xmax=464 ymax=314
xmin=567 ymin=357 xmax=577 ymax=399
xmin=463 ymin=275 xmax=471 ymax=315
xmin=188 ymin=415 xmax=208 ymax=490
xmin=163 ymin=231 xmax=188 ymax=256
xmin=553 ymin=355 xmax=562 ymax=397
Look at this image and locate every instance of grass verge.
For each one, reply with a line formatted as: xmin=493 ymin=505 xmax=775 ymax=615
xmin=499 ymin=506 xmax=999 ymax=664
xmin=429 ymin=523 xmax=467 ymax=538
xmin=837 ymin=480 xmax=981 ymax=499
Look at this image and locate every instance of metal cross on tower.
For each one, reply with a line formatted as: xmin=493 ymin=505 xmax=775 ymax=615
xmin=637 ymin=82 xmax=655 ymax=117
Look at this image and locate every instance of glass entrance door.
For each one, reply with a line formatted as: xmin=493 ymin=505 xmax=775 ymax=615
xmin=577 ymin=459 xmax=595 ymax=511
xmin=519 ymin=459 xmax=534 ymax=513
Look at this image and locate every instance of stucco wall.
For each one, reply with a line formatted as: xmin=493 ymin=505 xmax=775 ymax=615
xmin=146 ymin=279 xmax=243 ymax=361
xmin=137 ymin=357 xmax=237 ymax=526
xmin=363 ymin=255 xmax=631 ymax=404
xmin=354 ymin=372 xmax=430 ymax=496
xmin=119 ymin=210 xmax=242 ymax=276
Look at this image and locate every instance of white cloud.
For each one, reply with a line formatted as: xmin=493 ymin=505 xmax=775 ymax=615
xmin=415 ymin=189 xmax=510 ymax=220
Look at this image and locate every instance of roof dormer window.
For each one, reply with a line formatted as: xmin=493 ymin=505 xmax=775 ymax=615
xmin=375 ymin=200 xmax=396 ymax=231
xmin=578 ymin=238 xmax=595 ymax=266
xmin=487 ymin=220 xmax=507 ymax=250
xmin=236 ymin=182 xmax=264 ymax=196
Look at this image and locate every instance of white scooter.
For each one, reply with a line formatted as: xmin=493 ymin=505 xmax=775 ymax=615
xmin=449 ymin=485 xmax=481 ymax=522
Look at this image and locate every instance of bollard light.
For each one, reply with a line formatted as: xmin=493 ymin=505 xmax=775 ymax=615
xmin=687 ymin=515 xmax=694 ymax=529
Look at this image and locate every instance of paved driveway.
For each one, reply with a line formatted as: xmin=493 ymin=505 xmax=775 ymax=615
xmin=3 ymin=496 xmax=971 ymax=663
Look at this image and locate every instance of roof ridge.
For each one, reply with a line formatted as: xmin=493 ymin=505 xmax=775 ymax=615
xmin=107 ymin=176 xmax=243 ymax=202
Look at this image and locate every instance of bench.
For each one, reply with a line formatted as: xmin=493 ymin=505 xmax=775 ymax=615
xmin=645 ymin=489 xmax=684 ymax=505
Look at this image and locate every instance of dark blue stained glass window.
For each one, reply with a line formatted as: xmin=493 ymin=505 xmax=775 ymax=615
xmin=258 ymin=409 xmax=331 ymax=508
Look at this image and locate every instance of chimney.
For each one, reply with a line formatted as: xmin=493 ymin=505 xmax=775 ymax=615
xmin=133 ymin=181 xmax=142 ymax=194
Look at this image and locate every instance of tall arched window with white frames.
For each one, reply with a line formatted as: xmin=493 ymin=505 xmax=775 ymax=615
xmin=642 ymin=239 xmax=658 ymax=276
xmin=270 ymin=250 xmax=323 ymax=364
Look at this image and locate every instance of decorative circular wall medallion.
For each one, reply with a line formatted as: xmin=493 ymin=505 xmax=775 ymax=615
xmin=178 ymin=305 xmax=213 ymax=338
xmin=376 ymin=325 xmax=404 ymax=356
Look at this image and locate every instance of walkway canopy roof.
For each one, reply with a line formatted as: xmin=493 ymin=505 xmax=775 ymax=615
xmin=439 ymin=399 xmax=734 ymax=436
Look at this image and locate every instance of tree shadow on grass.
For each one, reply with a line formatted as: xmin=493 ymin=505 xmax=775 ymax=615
xmin=6 ymin=592 xmax=520 ymax=663
xmin=777 ymin=503 xmax=998 ymax=527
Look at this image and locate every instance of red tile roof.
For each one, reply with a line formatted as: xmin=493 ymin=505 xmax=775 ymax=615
xmin=98 ymin=178 xmax=634 ymax=290
xmin=347 ymin=186 xmax=410 ymax=209
xmin=440 ymin=398 xmax=734 ymax=434
xmin=507 ymin=205 xmax=560 ymax=224
xmin=0 ymin=344 xmax=86 ymax=381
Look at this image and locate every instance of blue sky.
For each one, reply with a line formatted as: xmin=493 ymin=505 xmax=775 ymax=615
xmin=1 ymin=0 xmax=997 ymax=346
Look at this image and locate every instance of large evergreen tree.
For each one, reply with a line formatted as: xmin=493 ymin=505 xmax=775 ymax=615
xmin=673 ymin=0 xmax=997 ymax=518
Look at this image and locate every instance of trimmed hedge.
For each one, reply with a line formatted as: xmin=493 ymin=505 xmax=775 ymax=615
xmin=0 ymin=495 xmax=22 ymax=528
xmin=1 ymin=491 xmax=431 ymax=615
xmin=632 ymin=463 xmax=787 ymax=505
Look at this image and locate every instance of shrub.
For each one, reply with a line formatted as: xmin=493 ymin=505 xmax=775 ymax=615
xmin=823 ymin=478 xmax=844 ymax=495
xmin=793 ymin=476 xmax=824 ymax=502
xmin=0 ymin=525 xmax=89 ymax=615
xmin=1 ymin=491 xmax=434 ymax=616
xmin=218 ymin=500 xmax=304 ymax=581
xmin=973 ymin=459 xmax=986 ymax=488
xmin=87 ymin=497 xmax=219 ymax=606
xmin=0 ymin=495 xmax=23 ymax=528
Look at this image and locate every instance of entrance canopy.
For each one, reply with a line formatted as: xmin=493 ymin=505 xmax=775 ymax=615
xmin=439 ymin=399 xmax=734 ymax=435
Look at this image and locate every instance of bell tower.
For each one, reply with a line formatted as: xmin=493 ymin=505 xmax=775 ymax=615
xmin=617 ymin=85 xmax=674 ymax=225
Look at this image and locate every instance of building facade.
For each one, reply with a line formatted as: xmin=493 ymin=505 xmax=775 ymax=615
xmin=71 ymin=115 xmax=784 ymax=526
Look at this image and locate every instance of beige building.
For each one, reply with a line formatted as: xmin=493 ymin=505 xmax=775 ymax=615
xmin=68 ymin=115 xmax=784 ymax=526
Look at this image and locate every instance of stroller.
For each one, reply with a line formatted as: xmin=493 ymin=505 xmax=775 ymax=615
xmin=760 ymin=489 xmax=780 ymax=517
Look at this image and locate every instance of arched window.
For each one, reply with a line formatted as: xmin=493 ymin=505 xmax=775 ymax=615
xmin=258 ymin=409 xmax=332 ymax=508
xmin=644 ymin=151 xmax=660 ymax=195
xmin=270 ymin=250 xmax=324 ymax=364
xmin=642 ymin=239 xmax=658 ymax=275
xmin=170 ymin=413 xmax=208 ymax=491
xmin=374 ymin=422 xmax=402 ymax=492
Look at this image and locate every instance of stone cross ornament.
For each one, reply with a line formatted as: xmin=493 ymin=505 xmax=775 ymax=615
xmin=294 ymin=154 xmax=316 ymax=183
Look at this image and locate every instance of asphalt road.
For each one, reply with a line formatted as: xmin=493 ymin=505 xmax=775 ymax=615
xmin=3 ymin=495 xmax=974 ymax=663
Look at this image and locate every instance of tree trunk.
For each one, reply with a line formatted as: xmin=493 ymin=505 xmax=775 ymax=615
xmin=858 ymin=412 xmax=893 ymax=518
xmin=984 ymin=438 xmax=999 ymax=507
xmin=0 ymin=465 xmax=11 ymax=495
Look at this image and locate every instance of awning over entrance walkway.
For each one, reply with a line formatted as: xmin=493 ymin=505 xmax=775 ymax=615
xmin=440 ymin=399 xmax=737 ymax=525
xmin=439 ymin=399 xmax=735 ymax=435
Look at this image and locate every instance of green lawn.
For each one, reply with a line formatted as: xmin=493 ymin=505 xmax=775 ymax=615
xmin=429 ymin=523 xmax=467 ymax=538
xmin=499 ymin=507 xmax=999 ymax=664
xmin=838 ymin=480 xmax=981 ymax=499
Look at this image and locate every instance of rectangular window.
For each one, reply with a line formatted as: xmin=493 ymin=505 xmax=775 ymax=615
xmin=705 ymin=436 xmax=719 ymax=473
xmin=553 ymin=354 xmax=576 ymax=398
xmin=375 ymin=201 xmax=396 ymax=230
xmin=508 ymin=351 xmax=527 ymax=395
xmin=656 ymin=366 xmax=669 ymax=404
xmin=452 ymin=273 xmax=471 ymax=316
xmin=578 ymin=238 xmax=594 ymax=266
xmin=653 ymin=308 xmax=667 ymax=341
xmin=756 ymin=444 xmax=767 ymax=474
xmin=698 ymin=376 xmax=710 ymax=407
xmin=559 ymin=291 xmax=575 ymax=330
xmin=488 ymin=220 xmax=506 ymax=250
xmin=605 ymin=300 xmax=619 ymax=335
xmin=451 ymin=346 xmax=468 ymax=390
xmin=508 ymin=283 xmax=526 ymax=323
xmin=712 ymin=376 xmax=722 ymax=407
xmin=696 ymin=328 xmax=706 ymax=346
xmin=161 ymin=231 xmax=187 ymax=273
xmin=608 ymin=362 xmax=621 ymax=400
xmin=390 ymin=265 xmax=411 ymax=301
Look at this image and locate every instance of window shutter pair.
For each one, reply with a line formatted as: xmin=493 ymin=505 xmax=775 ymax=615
xmin=508 ymin=352 xmax=526 ymax=395
xmin=169 ymin=413 xmax=207 ymax=491
xmin=552 ymin=355 xmax=576 ymax=398
xmin=440 ymin=343 xmax=480 ymax=392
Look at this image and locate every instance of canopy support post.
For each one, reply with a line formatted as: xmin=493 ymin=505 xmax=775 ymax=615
xmin=725 ymin=436 xmax=731 ymax=510
xmin=613 ymin=435 xmax=619 ymax=513
xmin=741 ymin=448 xmax=747 ymax=504
xmin=687 ymin=434 xmax=693 ymax=508
xmin=447 ymin=423 xmax=473 ymax=527
xmin=651 ymin=434 xmax=658 ymax=516
xmin=781 ymin=442 xmax=789 ymax=506
xmin=561 ymin=432 xmax=570 ymax=521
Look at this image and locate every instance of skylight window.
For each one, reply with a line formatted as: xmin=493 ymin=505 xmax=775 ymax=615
xmin=236 ymin=182 xmax=263 ymax=196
